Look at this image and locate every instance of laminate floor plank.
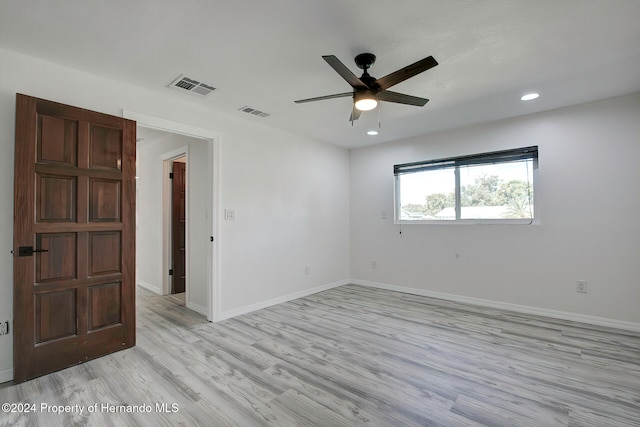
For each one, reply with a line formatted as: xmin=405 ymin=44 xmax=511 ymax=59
xmin=1 ymin=284 xmax=639 ymax=426
xmin=261 ymin=363 xmax=393 ymax=426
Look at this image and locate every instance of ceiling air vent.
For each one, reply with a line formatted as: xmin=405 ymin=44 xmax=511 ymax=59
xmin=168 ymin=75 xmax=216 ymax=96
xmin=238 ymin=105 xmax=270 ymax=118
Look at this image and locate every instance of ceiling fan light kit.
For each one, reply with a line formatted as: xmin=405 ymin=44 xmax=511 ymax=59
xmin=354 ymin=90 xmax=378 ymax=111
xmin=294 ymin=52 xmax=438 ymax=122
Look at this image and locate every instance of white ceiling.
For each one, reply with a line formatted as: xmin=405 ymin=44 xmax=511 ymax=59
xmin=1 ymin=0 xmax=639 ymax=149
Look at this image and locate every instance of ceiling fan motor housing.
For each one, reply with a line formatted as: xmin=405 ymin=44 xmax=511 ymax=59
xmin=354 ymin=53 xmax=376 ymax=71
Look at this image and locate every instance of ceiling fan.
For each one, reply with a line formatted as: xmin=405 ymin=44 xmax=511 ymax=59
xmin=294 ymin=53 xmax=438 ymax=121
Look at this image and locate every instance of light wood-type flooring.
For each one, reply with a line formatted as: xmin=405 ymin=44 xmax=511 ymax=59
xmin=1 ymin=284 xmax=639 ymax=426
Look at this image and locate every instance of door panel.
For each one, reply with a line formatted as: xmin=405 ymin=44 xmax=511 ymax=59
xmin=87 ymin=282 xmax=122 ymax=331
xmin=89 ymin=125 xmax=123 ymax=170
xmin=172 ymin=161 xmax=186 ymax=294
xmin=38 ymin=114 xmax=78 ymax=165
xmin=37 ymin=175 xmax=77 ymax=222
xmin=35 ymin=290 xmax=77 ymax=343
xmin=35 ymin=233 xmax=77 ymax=283
xmin=13 ymin=94 xmax=136 ymax=383
xmin=89 ymin=179 xmax=121 ymax=221
xmin=88 ymin=231 xmax=122 ymax=276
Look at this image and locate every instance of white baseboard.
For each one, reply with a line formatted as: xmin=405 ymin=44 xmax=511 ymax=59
xmin=137 ymin=280 xmax=161 ymax=295
xmin=139 ymin=281 xmax=207 ymax=316
xmin=0 ymin=367 xmax=13 ymax=384
xmin=186 ymin=300 xmax=208 ymax=316
xmin=139 ymin=281 xmax=208 ymax=316
xmin=352 ymin=279 xmax=640 ymax=333
xmin=218 ymin=280 xmax=349 ymax=321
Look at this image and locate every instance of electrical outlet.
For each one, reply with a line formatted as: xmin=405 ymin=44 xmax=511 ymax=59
xmin=576 ymin=280 xmax=588 ymax=293
xmin=0 ymin=321 xmax=9 ymax=335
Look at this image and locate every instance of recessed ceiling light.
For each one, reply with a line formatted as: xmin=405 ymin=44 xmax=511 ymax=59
xmin=367 ymin=130 xmax=379 ymax=136
xmin=520 ymin=93 xmax=540 ymax=101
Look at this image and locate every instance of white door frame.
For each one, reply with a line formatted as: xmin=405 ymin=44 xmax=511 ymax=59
xmin=123 ymin=110 xmax=220 ymax=322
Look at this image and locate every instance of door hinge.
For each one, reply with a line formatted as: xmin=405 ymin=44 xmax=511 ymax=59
xmin=169 ymin=172 xmax=174 ymax=179
xmin=169 ymin=269 xmax=174 ymax=276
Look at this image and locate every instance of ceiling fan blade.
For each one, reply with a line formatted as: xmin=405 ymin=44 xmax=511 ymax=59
xmin=374 ymin=56 xmax=438 ymax=91
xmin=378 ymin=90 xmax=429 ymax=106
xmin=349 ymin=105 xmax=362 ymax=122
xmin=323 ymin=55 xmax=369 ymax=90
xmin=294 ymin=92 xmax=353 ymax=103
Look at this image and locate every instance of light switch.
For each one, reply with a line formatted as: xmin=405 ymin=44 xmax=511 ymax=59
xmin=225 ymin=209 xmax=236 ymax=220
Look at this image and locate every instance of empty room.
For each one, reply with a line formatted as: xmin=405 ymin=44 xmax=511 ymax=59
xmin=0 ymin=1 xmax=639 ymax=426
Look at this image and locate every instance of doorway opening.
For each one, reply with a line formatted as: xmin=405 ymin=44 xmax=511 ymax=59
xmin=127 ymin=110 xmax=219 ymax=322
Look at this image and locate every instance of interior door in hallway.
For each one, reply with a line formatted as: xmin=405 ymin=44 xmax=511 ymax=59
xmin=172 ymin=161 xmax=186 ymax=294
xmin=13 ymin=94 xmax=136 ymax=383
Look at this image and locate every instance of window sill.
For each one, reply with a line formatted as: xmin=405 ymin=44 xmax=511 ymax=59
xmin=394 ymin=218 xmax=541 ymax=226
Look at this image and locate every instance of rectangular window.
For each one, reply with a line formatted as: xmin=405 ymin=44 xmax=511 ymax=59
xmin=394 ymin=146 xmax=538 ymax=224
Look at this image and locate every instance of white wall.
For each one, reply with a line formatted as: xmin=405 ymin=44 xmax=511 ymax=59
xmin=0 ymin=47 xmax=350 ymax=381
xmin=136 ymin=129 xmax=210 ymax=315
xmin=219 ymin=122 xmax=351 ymax=314
xmin=350 ymin=93 xmax=640 ymax=326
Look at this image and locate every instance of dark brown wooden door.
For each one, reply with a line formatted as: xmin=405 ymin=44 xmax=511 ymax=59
xmin=171 ymin=161 xmax=186 ymax=294
xmin=13 ymin=94 xmax=136 ymax=383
